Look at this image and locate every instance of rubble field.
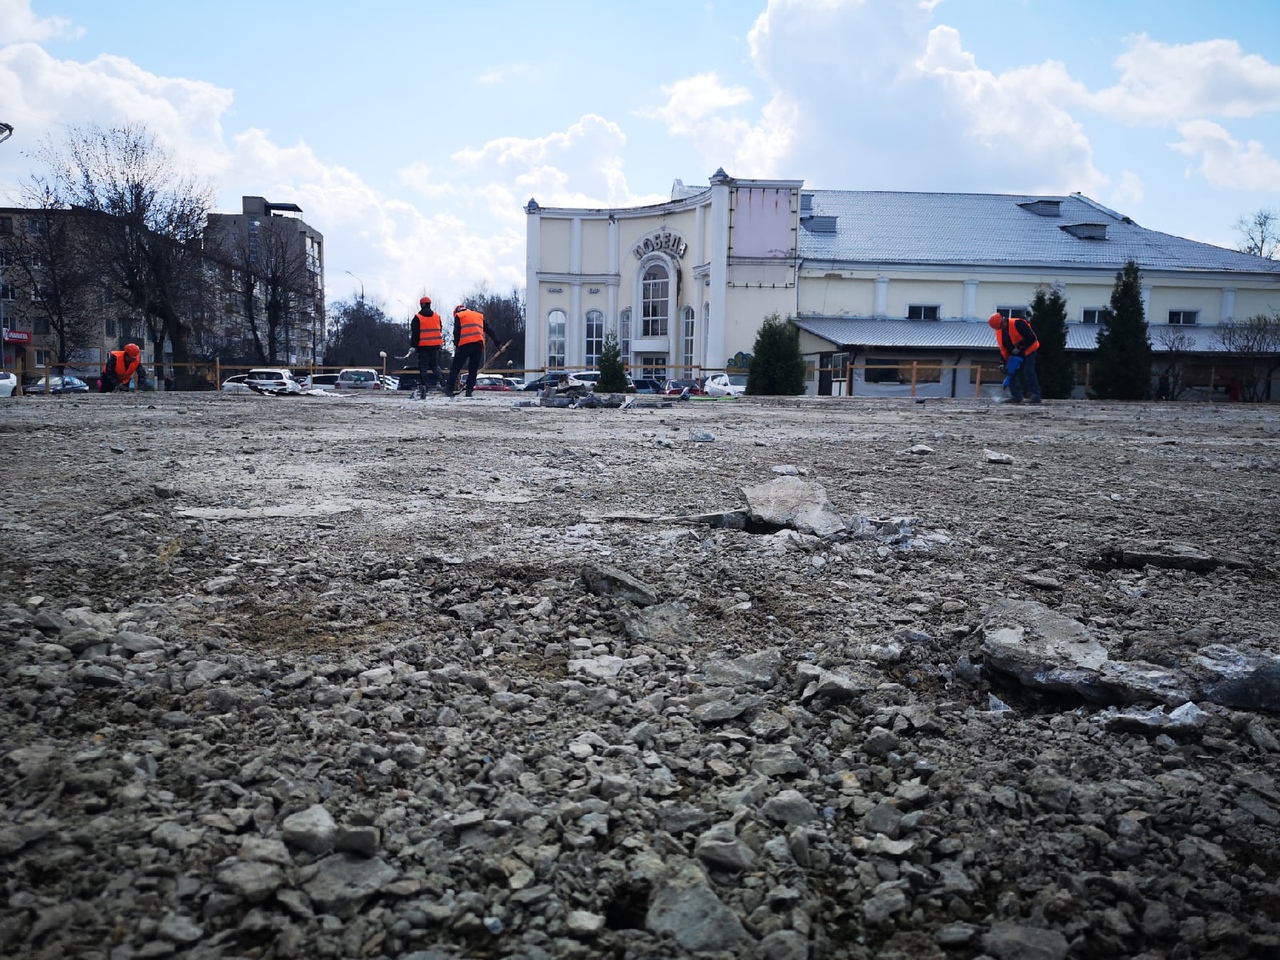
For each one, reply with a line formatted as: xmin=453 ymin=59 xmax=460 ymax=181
xmin=2 ymin=391 xmax=1279 ymax=960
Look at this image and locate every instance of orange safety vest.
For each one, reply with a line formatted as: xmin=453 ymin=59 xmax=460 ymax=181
xmin=996 ymin=318 xmax=1039 ymax=360
xmin=415 ymin=312 xmax=443 ymax=348
xmin=455 ymin=309 xmax=486 ymax=347
xmin=105 ymin=351 xmax=139 ymax=380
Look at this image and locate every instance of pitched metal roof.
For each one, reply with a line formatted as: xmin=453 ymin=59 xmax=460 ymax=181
xmin=798 ymin=191 xmax=1280 ymax=276
xmin=793 ymin=317 xmax=1235 ymax=353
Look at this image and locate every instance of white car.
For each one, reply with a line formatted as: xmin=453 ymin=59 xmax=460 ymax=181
xmin=704 ymin=372 xmax=747 ymax=397
xmin=221 ymin=374 xmax=250 ymax=394
xmin=302 ymin=373 xmax=340 ymax=391
xmin=1 ymin=371 xmax=20 ymax=397
xmin=335 ymin=368 xmax=383 ymax=390
xmin=245 ymin=368 xmax=303 ymax=395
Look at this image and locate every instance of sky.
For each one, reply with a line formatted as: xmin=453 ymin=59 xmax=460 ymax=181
xmin=2 ymin=0 xmax=1279 ymax=321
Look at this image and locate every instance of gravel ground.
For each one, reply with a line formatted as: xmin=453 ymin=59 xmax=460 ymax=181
xmin=1 ymin=390 xmax=1278 ymax=960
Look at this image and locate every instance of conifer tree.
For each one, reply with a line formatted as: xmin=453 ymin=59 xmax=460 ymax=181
xmin=746 ymin=314 xmax=807 ymax=395
xmin=596 ymin=332 xmax=629 ymax=393
xmin=1092 ymin=260 xmax=1152 ymax=400
xmin=1029 ymin=288 xmax=1074 ymax=399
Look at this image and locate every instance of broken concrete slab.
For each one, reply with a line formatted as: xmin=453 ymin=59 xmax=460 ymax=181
xmin=740 ymin=476 xmax=848 ymax=538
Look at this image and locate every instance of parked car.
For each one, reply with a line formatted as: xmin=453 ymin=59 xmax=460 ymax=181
xmin=519 ymin=372 xmax=589 ymax=393
xmin=664 ymin=378 xmax=705 ymax=396
xmin=335 ymin=368 xmax=383 ymax=390
xmin=245 ymin=368 xmax=304 ymax=395
xmin=631 ymin=377 xmax=664 ymax=394
xmin=0 ymin=371 xmax=17 ymax=398
xmin=501 ymin=377 xmax=524 ymax=390
xmin=27 ymin=375 xmax=90 ymax=394
xmin=221 ymin=374 xmax=251 ymax=394
xmin=302 ymin=373 xmax=341 ymax=391
xmin=472 ymin=374 xmax=512 ymax=392
xmin=703 ymin=372 xmax=747 ymax=397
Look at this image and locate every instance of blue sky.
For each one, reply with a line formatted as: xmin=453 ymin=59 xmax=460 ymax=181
xmin=2 ymin=0 xmax=1278 ymax=319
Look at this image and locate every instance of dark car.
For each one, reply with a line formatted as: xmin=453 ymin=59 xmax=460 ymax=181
xmin=520 ymin=372 xmax=588 ymax=393
xmin=631 ymin=378 xmax=664 ymax=394
xmin=28 ymin=375 xmax=90 ymax=394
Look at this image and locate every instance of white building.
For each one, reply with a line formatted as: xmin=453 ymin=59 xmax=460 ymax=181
xmin=524 ymin=170 xmax=1280 ymax=397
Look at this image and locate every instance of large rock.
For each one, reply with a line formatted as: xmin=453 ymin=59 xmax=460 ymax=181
xmin=741 ymin=476 xmax=848 ymax=537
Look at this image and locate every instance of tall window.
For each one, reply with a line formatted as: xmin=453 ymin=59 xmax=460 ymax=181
xmin=642 ymin=264 xmax=669 ymax=337
xmin=0 ymin=282 xmax=15 ymax=301
xmin=619 ymin=308 xmax=631 ymax=362
xmin=1168 ymin=310 xmax=1199 ymax=325
xmin=547 ymin=309 xmax=566 ymax=368
xmin=585 ymin=309 xmax=604 ymax=367
xmin=681 ymin=306 xmax=695 ymax=375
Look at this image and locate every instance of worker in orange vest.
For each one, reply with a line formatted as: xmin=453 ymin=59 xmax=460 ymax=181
xmin=100 ymin=343 xmax=148 ymax=393
xmin=408 ymin=296 xmax=444 ymax=398
xmin=446 ymin=305 xmax=495 ymax=398
xmin=988 ymin=312 xmax=1041 ymax=404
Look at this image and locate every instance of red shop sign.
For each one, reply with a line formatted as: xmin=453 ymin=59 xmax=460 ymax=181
xmin=2 ymin=329 xmax=32 ymax=344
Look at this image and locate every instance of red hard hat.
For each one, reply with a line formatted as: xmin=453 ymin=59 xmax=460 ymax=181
xmin=420 ymin=296 xmax=431 ymax=305
xmin=987 ymin=313 xmax=1004 ymax=329
xmin=125 ymin=343 xmax=141 ymax=358
xmin=454 ymin=305 xmax=465 ymax=315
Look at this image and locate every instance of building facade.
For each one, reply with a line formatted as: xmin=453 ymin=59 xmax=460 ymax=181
xmin=0 ymin=195 xmax=324 ymax=386
xmin=524 ymin=171 xmax=1280 ymax=397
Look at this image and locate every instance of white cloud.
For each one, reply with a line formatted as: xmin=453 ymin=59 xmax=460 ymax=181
xmin=639 ymin=73 xmax=754 ymax=134
xmin=1092 ymin=34 xmax=1280 ymax=124
xmin=0 ymin=0 xmax=78 ymax=42
xmin=1171 ymin=119 xmax=1280 ymax=191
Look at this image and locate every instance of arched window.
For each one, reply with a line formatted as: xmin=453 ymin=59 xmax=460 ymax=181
xmin=681 ymin=306 xmax=696 ymax=375
xmin=619 ymin=308 xmax=631 ymax=361
xmin=642 ymin=264 xmax=669 ymax=337
xmin=585 ymin=309 xmax=604 ymax=367
xmin=547 ymin=309 xmax=566 ymax=368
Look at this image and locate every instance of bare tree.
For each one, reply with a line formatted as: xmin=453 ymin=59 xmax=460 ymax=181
xmin=459 ymin=284 xmax=525 ymax=370
xmin=33 ymin=122 xmax=216 ymax=386
xmin=1152 ymin=327 xmax=1195 ymax=400
xmin=1234 ymin=209 xmax=1279 ymax=260
xmin=1216 ymin=312 xmax=1280 ymax=401
xmin=1 ymin=187 xmax=99 ymax=373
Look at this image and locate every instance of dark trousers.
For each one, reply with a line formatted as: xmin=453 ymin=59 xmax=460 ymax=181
xmin=1010 ymin=352 xmax=1041 ymax=402
xmin=447 ymin=342 xmax=484 ymax=396
xmin=416 ymin=347 xmax=442 ymax=392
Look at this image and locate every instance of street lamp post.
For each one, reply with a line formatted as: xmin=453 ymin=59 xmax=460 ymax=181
xmin=379 ymin=350 xmax=387 ymax=383
xmin=345 ymin=270 xmax=364 ymax=303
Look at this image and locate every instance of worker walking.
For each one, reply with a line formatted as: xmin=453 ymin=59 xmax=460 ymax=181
xmin=988 ymin=312 xmax=1041 ymax=405
xmin=99 ymin=343 xmax=148 ymax=393
xmin=446 ymin=305 xmax=494 ymax=398
xmin=409 ymin=296 xmax=445 ymax=398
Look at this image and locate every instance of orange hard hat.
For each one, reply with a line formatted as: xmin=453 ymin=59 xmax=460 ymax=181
xmin=987 ymin=313 xmax=1004 ymax=329
xmin=124 ymin=343 xmax=141 ymax=358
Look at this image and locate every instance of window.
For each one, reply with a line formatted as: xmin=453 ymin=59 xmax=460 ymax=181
xmin=105 ymin=318 xmax=118 ymax=337
xmin=1168 ymin=310 xmax=1199 ymax=326
xmin=0 ymin=216 xmax=12 ymax=236
xmin=1081 ymin=308 xmax=1105 ymax=324
xmin=639 ymin=354 xmax=667 ymax=382
xmin=681 ymin=306 xmax=695 ymax=375
xmin=33 ymin=316 xmax=51 ymax=335
xmin=584 ymin=309 xmax=603 ymax=368
xmin=864 ymin=358 xmax=901 ymax=383
xmin=26 ymin=218 xmax=44 ymax=237
xmin=619 ymin=308 xmax=631 ymax=360
xmin=0 ymin=249 xmax=13 ymax=267
xmin=547 ymin=309 xmax=566 ymax=368
xmin=641 ymin=265 xmax=669 ymax=337
xmin=906 ymin=305 xmax=940 ymax=321
xmin=995 ymin=306 xmax=1029 ymax=320
xmin=1 ymin=282 xmax=15 ymax=301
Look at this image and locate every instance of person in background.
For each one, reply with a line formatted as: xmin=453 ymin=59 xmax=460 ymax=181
xmin=408 ymin=296 xmax=444 ymax=398
xmin=446 ymin=305 xmax=496 ymax=398
xmin=100 ymin=343 xmax=148 ymax=393
xmin=988 ymin=312 xmax=1041 ymax=405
